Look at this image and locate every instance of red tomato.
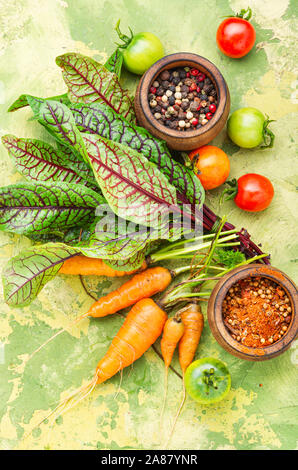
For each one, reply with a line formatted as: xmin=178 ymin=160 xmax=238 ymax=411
xmin=189 ymin=145 xmax=230 ymax=190
xmin=216 ymin=17 xmax=256 ymax=58
xmin=235 ymin=174 xmax=274 ymax=212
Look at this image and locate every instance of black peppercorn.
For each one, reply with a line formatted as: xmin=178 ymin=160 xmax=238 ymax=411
xmin=148 ymin=65 xmax=218 ymax=132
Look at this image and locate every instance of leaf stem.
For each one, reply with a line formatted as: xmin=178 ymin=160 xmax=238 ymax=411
xmin=150 ymin=233 xmax=238 ymax=262
xmin=162 ymin=252 xmax=268 ymax=306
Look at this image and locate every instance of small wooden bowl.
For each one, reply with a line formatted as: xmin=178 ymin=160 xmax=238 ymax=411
xmin=134 ymin=52 xmax=230 ymax=151
xmin=207 ymin=265 xmax=298 ymax=361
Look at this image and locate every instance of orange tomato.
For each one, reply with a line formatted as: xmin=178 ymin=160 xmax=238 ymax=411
xmin=188 ymin=145 xmax=230 ymax=190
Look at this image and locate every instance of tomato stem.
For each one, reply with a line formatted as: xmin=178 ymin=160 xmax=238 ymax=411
xmin=114 ymin=20 xmax=133 ymax=48
xmin=180 ymin=152 xmax=195 ymax=170
xmin=221 ymin=7 xmax=252 ymax=21
xmin=261 ymin=116 xmax=275 ymax=148
xmin=236 ymin=7 xmax=252 ymax=21
xmin=202 ymin=368 xmax=218 ymax=392
xmin=190 ymin=151 xmax=201 ymax=174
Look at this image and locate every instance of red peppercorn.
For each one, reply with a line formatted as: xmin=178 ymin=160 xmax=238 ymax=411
xmin=196 ymin=104 xmax=201 ymax=111
xmin=156 ymin=96 xmax=162 ymax=101
xmin=206 ymin=112 xmax=212 ymax=120
xmin=196 ymin=87 xmax=201 ymax=93
xmin=186 ymin=72 xmax=190 ymax=78
xmin=189 ymin=83 xmax=197 ymax=92
xmin=198 ymin=73 xmax=206 ymax=82
xmin=190 ymin=68 xmax=199 ymax=76
xmin=191 ymin=118 xmax=199 ymax=126
xmin=150 ymin=87 xmax=157 ymax=94
xmin=209 ymin=104 xmax=216 ymax=113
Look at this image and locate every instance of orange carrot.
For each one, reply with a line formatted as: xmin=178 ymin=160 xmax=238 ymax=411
xmin=88 ymin=266 xmax=172 ymax=318
xmin=179 ymin=303 xmax=204 ymax=374
xmin=160 ymin=315 xmax=184 ymax=423
xmin=161 ymin=316 xmax=185 ymax=368
xmin=166 ymin=303 xmax=204 ymax=447
xmin=29 ymin=267 xmax=173 ymax=359
xmin=34 ymin=298 xmax=167 ymax=429
xmin=95 ymin=298 xmax=167 ymax=383
xmin=59 ymin=255 xmax=147 ymax=276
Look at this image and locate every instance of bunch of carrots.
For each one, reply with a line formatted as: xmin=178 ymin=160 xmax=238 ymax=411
xmin=27 ymin=220 xmax=267 ymax=444
xmin=32 ymin=263 xmax=204 ymax=446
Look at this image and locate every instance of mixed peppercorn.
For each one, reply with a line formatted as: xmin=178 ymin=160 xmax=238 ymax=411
xmin=222 ymin=276 xmax=292 ymax=348
xmin=148 ymin=66 xmax=218 ymax=131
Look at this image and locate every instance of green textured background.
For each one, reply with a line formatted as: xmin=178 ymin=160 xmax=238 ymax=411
xmin=0 ymin=0 xmax=297 ymax=450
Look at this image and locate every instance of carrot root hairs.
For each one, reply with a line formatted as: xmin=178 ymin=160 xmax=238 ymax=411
xmin=27 ymin=312 xmax=89 ymax=361
xmin=30 ymin=298 xmax=167 ymax=433
xmin=164 ymin=373 xmax=186 ymax=449
xmin=28 ymin=267 xmax=171 ymax=361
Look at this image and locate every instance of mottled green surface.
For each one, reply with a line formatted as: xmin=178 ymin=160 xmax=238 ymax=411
xmin=0 ymin=0 xmax=297 ymax=450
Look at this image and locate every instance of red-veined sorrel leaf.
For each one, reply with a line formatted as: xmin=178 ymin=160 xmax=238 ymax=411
xmin=7 ymin=93 xmax=70 ymax=113
xmin=28 ymin=98 xmax=90 ymax=161
xmin=104 ymin=48 xmax=123 ymax=78
xmin=0 ymin=181 xmax=105 ymax=238
xmin=102 ymin=249 xmax=148 ymax=271
xmin=24 ymin=97 xmax=98 ymax=186
xmin=56 ymin=52 xmax=136 ymax=123
xmin=6 ymin=47 xmax=122 ymax=113
xmin=76 ymin=204 xmax=188 ymax=262
xmin=2 ymin=134 xmax=93 ymax=187
xmin=82 ymin=134 xmax=179 ymax=229
xmin=70 ymin=101 xmax=205 ymax=206
xmin=83 ymin=215 xmax=154 ymax=262
xmin=2 ymin=243 xmax=79 ymax=307
xmin=1 ymin=237 xmax=146 ymax=307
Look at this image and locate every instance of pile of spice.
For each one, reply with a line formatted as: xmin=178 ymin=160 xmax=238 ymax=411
xmin=222 ymin=276 xmax=292 ymax=348
xmin=148 ymin=66 xmax=218 ymax=131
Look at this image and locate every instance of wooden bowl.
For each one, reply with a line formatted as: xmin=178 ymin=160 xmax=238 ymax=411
xmin=134 ymin=52 xmax=230 ymax=151
xmin=207 ymin=265 xmax=298 ymax=361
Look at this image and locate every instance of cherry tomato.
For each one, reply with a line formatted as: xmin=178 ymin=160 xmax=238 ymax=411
xmin=222 ymin=174 xmax=274 ymax=212
xmin=216 ymin=8 xmax=256 ymax=59
xmin=115 ymin=20 xmax=164 ymax=75
xmin=185 ymin=358 xmax=231 ymax=405
xmin=227 ymin=107 xmax=275 ymax=149
xmin=189 ymin=145 xmax=230 ymax=190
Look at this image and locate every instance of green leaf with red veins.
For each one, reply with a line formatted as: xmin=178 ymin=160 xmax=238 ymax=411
xmin=55 ymin=52 xmax=136 ymax=123
xmin=84 ymin=216 xmax=154 ymax=261
xmin=7 ymin=93 xmax=70 ymax=113
xmin=102 ymin=249 xmax=148 ymax=271
xmin=2 ymin=243 xmax=79 ymax=307
xmin=1 ymin=238 xmax=145 ymax=307
xmin=71 ymin=101 xmax=205 ymax=206
xmin=0 ymin=181 xmax=105 ymax=238
xmin=1 ymin=134 xmax=94 ymax=187
xmin=24 ymin=97 xmax=99 ymax=187
xmin=82 ymin=134 xmax=179 ymax=229
xmin=32 ymin=98 xmax=90 ymax=160
xmin=104 ymin=48 xmax=123 ymax=78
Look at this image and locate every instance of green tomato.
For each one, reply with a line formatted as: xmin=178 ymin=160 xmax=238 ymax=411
xmin=227 ymin=107 xmax=275 ymax=149
xmin=185 ymin=357 xmax=231 ymax=405
xmin=123 ymin=32 xmax=164 ymax=75
xmin=115 ymin=21 xmax=164 ymax=75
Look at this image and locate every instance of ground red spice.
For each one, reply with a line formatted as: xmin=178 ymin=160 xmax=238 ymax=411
xmin=222 ymin=276 xmax=292 ymax=348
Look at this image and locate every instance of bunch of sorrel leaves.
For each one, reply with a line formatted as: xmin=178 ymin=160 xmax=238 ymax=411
xmin=0 ymin=49 xmax=269 ymax=307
